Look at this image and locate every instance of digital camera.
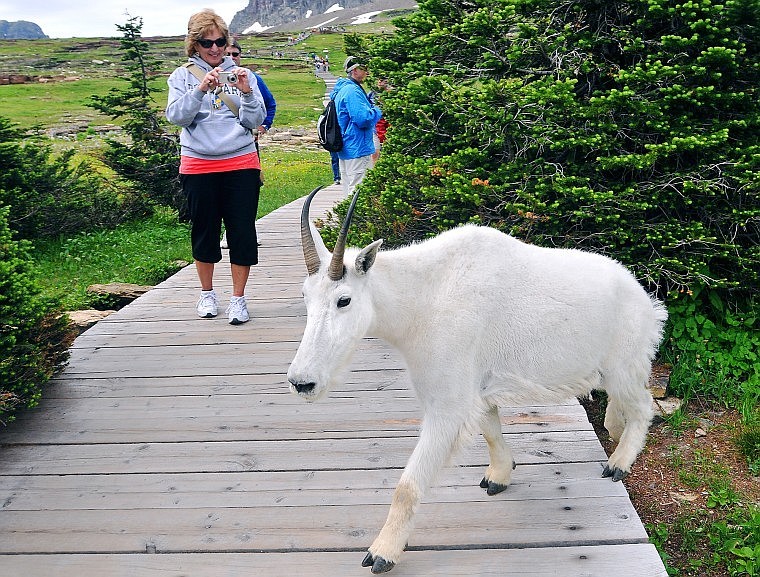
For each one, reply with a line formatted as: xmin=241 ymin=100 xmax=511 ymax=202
xmin=218 ymin=71 xmax=238 ymax=84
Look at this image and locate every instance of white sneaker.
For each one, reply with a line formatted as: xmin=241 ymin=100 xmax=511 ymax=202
xmin=220 ymin=232 xmax=228 ymax=249
xmin=226 ymin=296 xmax=250 ymax=325
xmin=196 ymin=290 xmax=218 ymax=318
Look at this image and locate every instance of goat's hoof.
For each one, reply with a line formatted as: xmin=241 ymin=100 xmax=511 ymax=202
xmin=602 ymin=464 xmax=629 ymax=482
xmin=479 ymin=477 xmax=509 ymax=495
xmin=362 ymin=552 xmax=395 ymax=573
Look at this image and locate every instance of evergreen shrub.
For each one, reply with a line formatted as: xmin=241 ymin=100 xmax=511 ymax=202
xmin=88 ymin=17 xmax=183 ymax=215
xmin=341 ymin=0 xmax=758 ymax=302
xmin=0 ymin=207 xmax=72 ymax=423
xmin=0 ymin=117 xmax=145 ymax=240
xmin=333 ymin=0 xmax=759 ymax=398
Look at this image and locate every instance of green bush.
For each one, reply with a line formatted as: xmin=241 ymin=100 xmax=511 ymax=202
xmin=0 ymin=207 xmax=72 ymax=424
xmin=328 ymin=0 xmax=759 ymax=406
xmin=707 ymin=505 xmax=760 ymax=576
xmin=736 ymin=422 xmax=760 ymax=476
xmin=664 ymin=287 xmax=758 ymax=405
xmin=340 ymin=0 xmax=758 ymax=305
xmin=87 ymin=16 xmax=183 ymax=215
xmin=0 ymin=116 xmax=146 ymax=240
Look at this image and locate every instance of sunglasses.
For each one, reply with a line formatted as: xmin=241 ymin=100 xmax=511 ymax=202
xmin=197 ymin=37 xmax=227 ymax=49
xmin=227 ymin=51 xmax=240 ymax=57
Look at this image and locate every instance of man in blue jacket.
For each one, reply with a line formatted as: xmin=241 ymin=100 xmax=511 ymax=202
xmin=227 ymin=40 xmax=276 ymax=135
xmin=221 ymin=40 xmax=277 ymax=249
xmin=331 ymin=56 xmax=383 ymax=197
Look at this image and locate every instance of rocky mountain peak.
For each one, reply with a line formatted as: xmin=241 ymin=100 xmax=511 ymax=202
xmin=230 ymin=0 xmax=417 ymax=33
xmin=0 ymin=20 xmax=48 ymax=40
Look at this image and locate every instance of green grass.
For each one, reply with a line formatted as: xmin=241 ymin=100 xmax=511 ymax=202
xmin=32 ymin=207 xmax=192 ymax=310
xmin=250 ymin=68 xmax=328 ymax=127
xmin=0 ymin=27 xmax=402 ymax=132
xmin=3 ymin=65 xmax=326 ymax=132
xmin=259 ymin=147 xmax=334 ymax=214
xmin=736 ymin=410 xmax=760 ymax=476
xmin=2 ymin=78 xmax=131 ymax=130
xmin=32 ymin=148 xmax=332 ymax=310
xmin=648 ymin=505 xmax=760 ymax=577
xmin=0 ymin=37 xmax=125 ymax=74
xmin=650 ymin=422 xmax=760 ymax=577
xmin=1 ymin=33 xmax=333 ymax=132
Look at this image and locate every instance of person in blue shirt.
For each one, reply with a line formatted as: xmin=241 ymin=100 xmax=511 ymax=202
xmin=330 ymin=56 xmax=382 ymax=197
xmin=227 ymin=40 xmax=276 ymax=136
xmin=220 ymin=39 xmax=277 ymax=250
xmin=330 ymin=151 xmax=341 ymax=185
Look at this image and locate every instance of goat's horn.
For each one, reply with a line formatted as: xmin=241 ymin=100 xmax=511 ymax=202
xmin=300 ymin=186 xmax=325 ymax=275
xmin=327 ymin=189 xmax=361 ymax=281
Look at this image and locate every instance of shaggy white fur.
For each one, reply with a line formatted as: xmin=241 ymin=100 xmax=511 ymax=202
xmin=288 ymin=194 xmax=667 ymax=574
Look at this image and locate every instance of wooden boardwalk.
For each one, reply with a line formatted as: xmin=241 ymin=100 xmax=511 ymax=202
xmin=0 ymin=185 xmax=667 ymax=576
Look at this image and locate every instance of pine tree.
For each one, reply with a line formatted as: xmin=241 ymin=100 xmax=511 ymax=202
xmin=0 ymin=206 xmax=72 ymax=423
xmin=88 ymin=16 xmax=183 ymax=215
xmin=347 ymin=0 xmax=758 ymax=305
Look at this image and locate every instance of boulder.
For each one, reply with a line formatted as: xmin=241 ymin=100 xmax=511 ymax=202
xmin=648 ymin=363 xmax=671 ymax=399
xmin=66 ymin=309 xmax=117 ymax=335
xmin=86 ymin=282 xmax=152 ymax=308
xmin=652 ymin=397 xmax=683 ymax=423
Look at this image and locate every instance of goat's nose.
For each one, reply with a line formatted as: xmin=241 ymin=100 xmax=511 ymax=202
xmin=289 ymin=379 xmax=316 ymax=394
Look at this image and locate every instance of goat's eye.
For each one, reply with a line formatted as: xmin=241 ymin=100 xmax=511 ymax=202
xmin=337 ymin=296 xmax=351 ymax=308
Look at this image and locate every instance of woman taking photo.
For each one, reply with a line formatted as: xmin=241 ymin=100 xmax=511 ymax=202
xmin=166 ymin=9 xmax=266 ymax=325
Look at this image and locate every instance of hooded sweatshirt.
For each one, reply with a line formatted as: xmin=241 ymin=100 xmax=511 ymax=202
xmin=166 ymin=55 xmax=266 ymax=160
xmin=330 ymin=76 xmax=383 ymax=160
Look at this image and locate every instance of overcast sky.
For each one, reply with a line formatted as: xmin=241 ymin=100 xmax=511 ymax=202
xmin=1 ymin=2 xmax=252 ymax=38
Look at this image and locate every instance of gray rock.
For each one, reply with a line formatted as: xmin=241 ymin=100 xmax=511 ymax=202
xmin=66 ymin=309 xmax=116 ymax=335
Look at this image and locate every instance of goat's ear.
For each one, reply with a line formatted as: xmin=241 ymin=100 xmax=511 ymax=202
xmin=355 ymin=239 xmax=383 ymax=275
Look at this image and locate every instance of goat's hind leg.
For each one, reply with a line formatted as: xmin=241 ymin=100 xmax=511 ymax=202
xmin=601 ymin=369 xmax=654 ymax=482
xmin=478 ymin=405 xmax=515 ymax=495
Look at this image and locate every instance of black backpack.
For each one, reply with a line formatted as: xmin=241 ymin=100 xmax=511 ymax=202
xmin=317 ymin=99 xmax=343 ymax=152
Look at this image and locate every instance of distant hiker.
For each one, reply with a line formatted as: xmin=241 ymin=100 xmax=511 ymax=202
xmin=219 ymin=39 xmax=276 ymax=250
xmin=330 ymin=56 xmax=382 ymax=197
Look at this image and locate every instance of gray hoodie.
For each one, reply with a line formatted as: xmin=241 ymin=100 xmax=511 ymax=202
xmin=166 ymin=55 xmax=266 ymax=160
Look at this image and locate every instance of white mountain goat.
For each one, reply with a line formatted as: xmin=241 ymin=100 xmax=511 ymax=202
xmin=287 ymin=186 xmax=668 ymax=574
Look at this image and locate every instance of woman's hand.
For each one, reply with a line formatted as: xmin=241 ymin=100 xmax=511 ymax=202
xmin=231 ymin=67 xmax=252 ymax=95
xmin=199 ymin=68 xmax=221 ymax=93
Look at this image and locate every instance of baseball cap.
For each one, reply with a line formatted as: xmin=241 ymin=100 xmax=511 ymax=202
xmin=344 ymin=56 xmax=367 ymax=73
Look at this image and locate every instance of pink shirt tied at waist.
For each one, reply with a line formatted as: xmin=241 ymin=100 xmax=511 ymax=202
xmin=180 ymin=151 xmax=260 ymax=175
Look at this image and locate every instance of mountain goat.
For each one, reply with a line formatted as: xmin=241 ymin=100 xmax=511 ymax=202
xmin=287 ymin=186 xmax=667 ymax=574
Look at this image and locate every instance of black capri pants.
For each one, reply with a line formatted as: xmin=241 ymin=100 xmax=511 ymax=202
xmin=181 ymin=169 xmax=261 ymax=266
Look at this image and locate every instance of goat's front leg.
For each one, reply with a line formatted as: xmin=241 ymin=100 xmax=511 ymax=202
xmin=479 ymin=405 xmax=515 ymax=495
xmin=362 ymin=414 xmax=463 ymax=573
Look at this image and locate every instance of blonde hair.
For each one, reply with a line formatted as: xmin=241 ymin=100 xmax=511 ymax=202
xmin=184 ymin=9 xmax=230 ymax=58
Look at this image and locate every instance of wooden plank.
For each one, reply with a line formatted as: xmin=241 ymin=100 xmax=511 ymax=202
xmin=0 ymin=432 xmax=607 ymax=474
xmin=45 ymin=369 xmax=413 ymax=398
xmin=0 ymin=496 xmax=646 ymax=553
xmin=93 ymin=299 xmax=309 ymax=322
xmin=0 ymin=462 xmax=628 ymax=512
xmin=74 ymin=308 xmax=308 ymax=338
xmin=3 ymin=399 xmax=591 ymax=443
xmin=0 ymin=421 xmax=603 ymax=445
xmin=5 ymin=396 xmax=588 ymax=427
xmin=0 ymin=545 xmax=670 ymax=577
xmin=60 ymin=339 xmax=402 ymax=378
